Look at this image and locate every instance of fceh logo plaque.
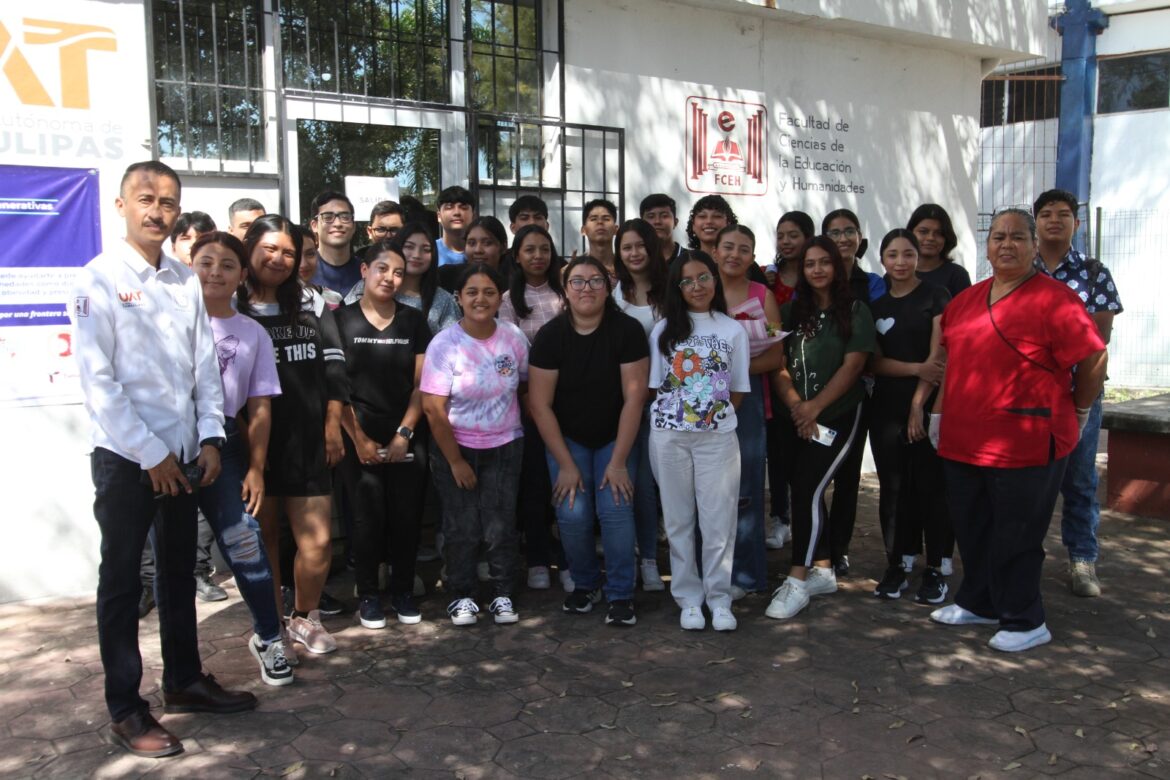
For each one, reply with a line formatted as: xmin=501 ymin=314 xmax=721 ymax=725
xmin=685 ymin=96 xmax=767 ymax=197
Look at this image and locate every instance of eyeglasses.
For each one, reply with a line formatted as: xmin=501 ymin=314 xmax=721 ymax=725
xmin=826 ymin=227 xmax=859 ymax=240
xmin=316 ymin=211 xmax=354 ymax=225
xmin=678 ymin=273 xmax=714 ymax=290
xmin=370 ymin=226 xmax=399 ymax=237
xmin=566 ymin=276 xmax=607 ymax=291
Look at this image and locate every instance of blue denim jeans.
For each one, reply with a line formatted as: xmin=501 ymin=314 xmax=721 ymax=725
xmin=1061 ymin=393 xmax=1103 ymax=562
xmin=546 ymin=438 xmax=638 ymax=602
xmin=197 ymin=418 xmax=282 ymax=643
xmin=731 ymin=375 xmax=768 ymax=592
xmin=92 ymin=447 xmax=202 ymax=722
xmin=632 ymin=407 xmax=660 ymax=561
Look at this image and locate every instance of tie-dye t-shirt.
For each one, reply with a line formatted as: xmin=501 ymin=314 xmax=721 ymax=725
xmin=420 ymin=320 xmax=528 ymax=449
xmin=648 ymin=311 xmax=751 ymax=433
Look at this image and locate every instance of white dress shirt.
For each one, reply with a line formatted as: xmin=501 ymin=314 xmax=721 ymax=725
xmin=71 ymin=240 xmax=225 ymax=469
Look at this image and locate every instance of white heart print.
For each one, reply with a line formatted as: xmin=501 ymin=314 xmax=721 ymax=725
xmin=875 ymin=317 xmax=895 ymax=335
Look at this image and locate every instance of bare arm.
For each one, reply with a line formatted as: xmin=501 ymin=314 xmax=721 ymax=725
xmin=423 ymin=392 xmax=476 ymax=489
xmin=241 ymin=396 xmax=272 ymax=515
xmin=907 ymin=316 xmax=944 ymax=442
xmin=1092 ymin=311 xmax=1114 ymax=346
xmin=527 ymin=366 xmax=582 ymax=508
xmin=748 ymin=293 xmax=786 ymax=374
xmin=1072 ymin=349 xmax=1108 ymax=410
xmin=601 ymin=358 xmax=649 ymax=503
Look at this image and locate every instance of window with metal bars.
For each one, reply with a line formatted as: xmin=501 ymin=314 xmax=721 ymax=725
xmin=467 ymin=0 xmax=547 ymax=117
xmin=279 ymin=0 xmax=449 ymax=103
xmin=152 ymin=0 xmax=267 ymax=163
xmin=979 ymin=66 xmax=1062 ymax=127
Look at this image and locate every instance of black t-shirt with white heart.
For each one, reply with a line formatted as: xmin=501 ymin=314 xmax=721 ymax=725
xmin=870 ymin=282 xmax=951 ymax=412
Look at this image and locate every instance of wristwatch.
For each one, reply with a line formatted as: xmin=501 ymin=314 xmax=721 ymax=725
xmin=200 ymin=436 xmax=226 ymax=450
xmin=395 ymin=425 xmax=414 ymax=441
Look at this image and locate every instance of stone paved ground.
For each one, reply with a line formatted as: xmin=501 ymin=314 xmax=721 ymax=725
xmin=2 ymin=476 xmax=1168 ymax=779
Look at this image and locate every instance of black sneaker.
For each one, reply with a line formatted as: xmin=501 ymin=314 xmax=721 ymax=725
xmin=318 ymin=591 xmax=345 ymax=616
xmin=873 ymin=564 xmax=908 ymax=600
xmin=605 ymin=600 xmax=636 ymax=627
xmin=358 ymin=596 xmax=386 ymax=629
xmin=833 ymin=555 xmax=851 ymax=578
xmin=389 ymin=593 xmax=422 ymax=625
xmin=563 ymin=588 xmax=602 ymax=614
xmin=195 ymin=572 xmax=228 ymax=602
xmin=916 ymin=568 xmax=948 ymax=605
xmin=281 ymin=585 xmax=295 ymax=620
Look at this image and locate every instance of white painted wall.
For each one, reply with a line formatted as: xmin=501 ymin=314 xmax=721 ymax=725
xmin=181 ymin=176 xmax=282 ymax=231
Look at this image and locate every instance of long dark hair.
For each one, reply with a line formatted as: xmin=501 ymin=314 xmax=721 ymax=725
xmin=775 ymin=211 xmax=815 ymax=265
xmin=562 ymin=255 xmax=621 ymax=327
xmin=240 ymin=214 xmax=304 ymax=326
xmin=789 ymin=236 xmax=854 ymax=340
xmin=390 ymin=222 xmax=440 ymax=312
xmin=821 ymin=208 xmax=868 ymax=260
xmin=657 ymin=250 xmax=727 ymax=358
xmin=685 ymin=195 xmax=737 ymax=249
xmin=906 ymin=203 xmax=958 ymax=263
xmin=612 ymin=218 xmax=667 ymax=312
xmin=508 ymin=224 xmax=565 ymax=319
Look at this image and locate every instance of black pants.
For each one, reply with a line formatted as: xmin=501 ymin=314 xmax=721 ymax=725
xmin=780 ymin=406 xmax=862 ymax=568
xmin=944 ymin=456 xmax=1067 ymax=632
xmin=869 ymin=403 xmax=953 ymax=567
xmin=829 ymin=397 xmax=870 ymax=560
xmin=92 ymin=448 xmax=202 ymax=722
xmin=140 ymin=509 xmax=216 ymax=587
xmin=347 ymin=435 xmax=427 ymax=597
xmin=765 ymin=408 xmax=789 ymax=523
xmin=517 ymin=415 xmax=561 ymax=568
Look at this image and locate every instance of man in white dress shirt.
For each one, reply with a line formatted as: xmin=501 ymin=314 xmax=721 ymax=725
xmin=72 ymin=161 xmax=256 ymax=758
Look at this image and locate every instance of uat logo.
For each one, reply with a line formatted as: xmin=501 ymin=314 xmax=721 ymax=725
xmin=686 ymin=96 xmax=767 ymax=197
xmin=0 ymin=18 xmax=117 ymax=110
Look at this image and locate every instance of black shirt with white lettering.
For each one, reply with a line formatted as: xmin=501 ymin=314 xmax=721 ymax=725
xmin=336 ymin=302 xmax=431 ymax=442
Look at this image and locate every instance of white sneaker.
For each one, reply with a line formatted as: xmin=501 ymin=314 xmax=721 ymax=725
xmin=902 ymin=554 xmax=917 ymax=573
xmin=805 ymin=566 xmax=838 ymax=596
xmin=929 ymin=604 xmax=998 ymax=626
xmin=711 ymin=606 xmax=737 ymax=632
xmin=764 ymin=520 xmax=791 ymax=550
xmin=989 ymin=624 xmax=1052 ymax=652
xmin=680 ymin=605 xmax=705 ymax=630
xmin=940 ymin=557 xmax=954 ymax=577
xmin=527 ymin=566 xmax=551 ymax=590
xmin=287 ymin=610 xmax=338 ymax=654
xmin=488 ymin=596 xmax=519 ymax=625
xmin=249 ymin=635 xmax=294 ymax=687
xmin=765 ymin=578 xmax=810 ymax=620
xmin=559 ymin=569 xmax=575 ymax=593
xmin=447 ymin=597 xmax=480 ymax=626
xmin=729 ymin=585 xmax=748 ymax=601
xmin=640 ymin=559 xmax=666 ymax=592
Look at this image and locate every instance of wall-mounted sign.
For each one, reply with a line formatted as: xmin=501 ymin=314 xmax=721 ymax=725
xmin=685 ymin=96 xmax=767 ymax=197
xmin=345 ymin=175 xmax=401 ymax=218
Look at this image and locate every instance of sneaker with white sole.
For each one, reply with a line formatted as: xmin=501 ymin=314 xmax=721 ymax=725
xmin=527 ymin=566 xmax=551 ymax=590
xmin=915 ymin=568 xmax=948 ymax=605
xmin=989 ymin=624 xmax=1051 ymax=652
xmin=488 ymin=596 xmax=519 ymax=624
xmin=358 ymin=596 xmax=387 ymax=629
xmin=940 ymin=557 xmax=954 ymax=577
xmin=711 ymin=606 xmax=737 ymax=632
xmin=640 ymin=559 xmax=665 ymax=592
xmin=805 ymin=566 xmax=838 ymax=596
xmin=764 ymin=520 xmax=791 ymax=550
xmin=929 ymin=604 xmax=998 ymax=626
xmin=1070 ymin=560 xmax=1101 ymax=597
xmin=605 ymin=600 xmax=636 ymax=627
xmin=874 ymin=564 xmax=908 ymax=600
xmin=563 ymin=588 xmax=602 ymax=614
xmin=559 ymin=569 xmax=575 ymax=593
xmin=390 ymin=593 xmax=422 ymax=625
xmin=765 ymin=578 xmax=810 ymax=620
xmin=447 ymin=597 xmax=479 ymax=626
xmin=248 ymin=634 xmax=294 ymax=687
xmin=679 ymin=605 xmax=705 ymax=630
xmin=287 ymin=610 xmax=337 ymax=654
xmin=281 ymin=627 xmax=300 ymax=667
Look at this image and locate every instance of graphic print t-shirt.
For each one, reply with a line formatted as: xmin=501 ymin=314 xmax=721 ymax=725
xmin=209 ymin=313 xmax=282 ymax=418
xmin=420 ymin=320 xmax=528 ymax=449
xmin=647 ymin=311 xmax=750 ymax=433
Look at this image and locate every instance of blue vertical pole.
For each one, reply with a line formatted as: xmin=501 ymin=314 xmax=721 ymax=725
xmin=1053 ymin=0 xmax=1108 ymax=220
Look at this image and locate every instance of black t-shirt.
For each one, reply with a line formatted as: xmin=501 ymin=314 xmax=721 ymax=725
xmin=529 ymin=309 xmax=649 ymax=449
xmin=917 ymin=262 xmax=971 ymax=299
xmin=335 ymin=302 xmax=432 ymax=442
xmin=870 ymin=282 xmax=951 ymax=410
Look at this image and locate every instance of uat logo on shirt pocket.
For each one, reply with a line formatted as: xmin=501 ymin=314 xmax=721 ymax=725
xmin=117 ymin=289 xmax=144 ymax=306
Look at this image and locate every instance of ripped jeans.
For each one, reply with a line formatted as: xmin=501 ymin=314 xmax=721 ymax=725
xmin=198 ymin=417 xmax=282 ymax=643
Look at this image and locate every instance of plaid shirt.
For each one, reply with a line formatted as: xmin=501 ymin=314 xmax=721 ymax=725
xmin=1034 ymin=247 xmax=1123 ymax=315
xmin=498 ymin=282 xmax=565 ymax=344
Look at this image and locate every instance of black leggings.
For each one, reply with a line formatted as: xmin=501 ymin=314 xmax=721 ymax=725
xmin=869 ymin=402 xmax=953 ymax=568
xmin=829 ymin=397 xmax=870 ymax=560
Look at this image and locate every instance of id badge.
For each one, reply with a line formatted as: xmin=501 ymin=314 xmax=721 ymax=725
xmin=812 ymin=424 xmax=838 ymax=447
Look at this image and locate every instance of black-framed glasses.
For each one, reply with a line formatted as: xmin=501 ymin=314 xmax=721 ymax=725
xmin=826 ymin=227 xmax=859 ymax=240
xmin=566 ymin=276 xmax=607 ymax=291
xmin=678 ymin=273 xmax=714 ymax=290
xmin=316 ymin=211 xmax=354 ymax=225
xmin=370 ymin=225 xmax=399 ymax=236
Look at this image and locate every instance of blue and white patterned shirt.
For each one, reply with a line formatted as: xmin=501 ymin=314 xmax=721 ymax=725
xmin=1034 ymin=247 xmax=1123 ymax=315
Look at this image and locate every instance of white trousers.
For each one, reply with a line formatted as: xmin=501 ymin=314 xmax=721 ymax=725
xmin=649 ymin=429 xmax=741 ymax=611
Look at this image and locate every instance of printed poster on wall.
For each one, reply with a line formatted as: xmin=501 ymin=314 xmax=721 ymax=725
xmin=0 ymin=164 xmax=101 ymax=406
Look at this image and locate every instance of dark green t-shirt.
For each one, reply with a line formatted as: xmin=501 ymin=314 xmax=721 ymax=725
xmin=780 ymin=300 xmax=875 ymax=424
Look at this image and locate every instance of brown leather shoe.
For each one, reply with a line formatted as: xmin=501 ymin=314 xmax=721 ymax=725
xmin=163 ymin=673 xmax=258 ymax=714
xmin=109 ymin=710 xmax=183 ymax=758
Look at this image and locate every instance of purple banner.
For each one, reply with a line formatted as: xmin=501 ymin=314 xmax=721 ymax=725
xmin=0 ymin=164 xmax=101 ymax=269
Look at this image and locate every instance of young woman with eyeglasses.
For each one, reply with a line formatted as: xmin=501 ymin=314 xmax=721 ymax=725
xmin=648 ymin=251 xmax=750 ymax=632
xmin=528 ymin=256 xmax=649 ymax=626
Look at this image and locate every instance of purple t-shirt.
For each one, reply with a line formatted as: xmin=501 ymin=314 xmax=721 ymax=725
xmin=420 ymin=321 xmax=528 ymax=449
xmin=210 ymin=313 xmax=282 ymax=417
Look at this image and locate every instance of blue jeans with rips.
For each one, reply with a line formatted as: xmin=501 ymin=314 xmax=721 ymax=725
xmin=1061 ymin=393 xmax=1103 ymax=562
xmin=546 ymin=437 xmax=638 ymax=602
